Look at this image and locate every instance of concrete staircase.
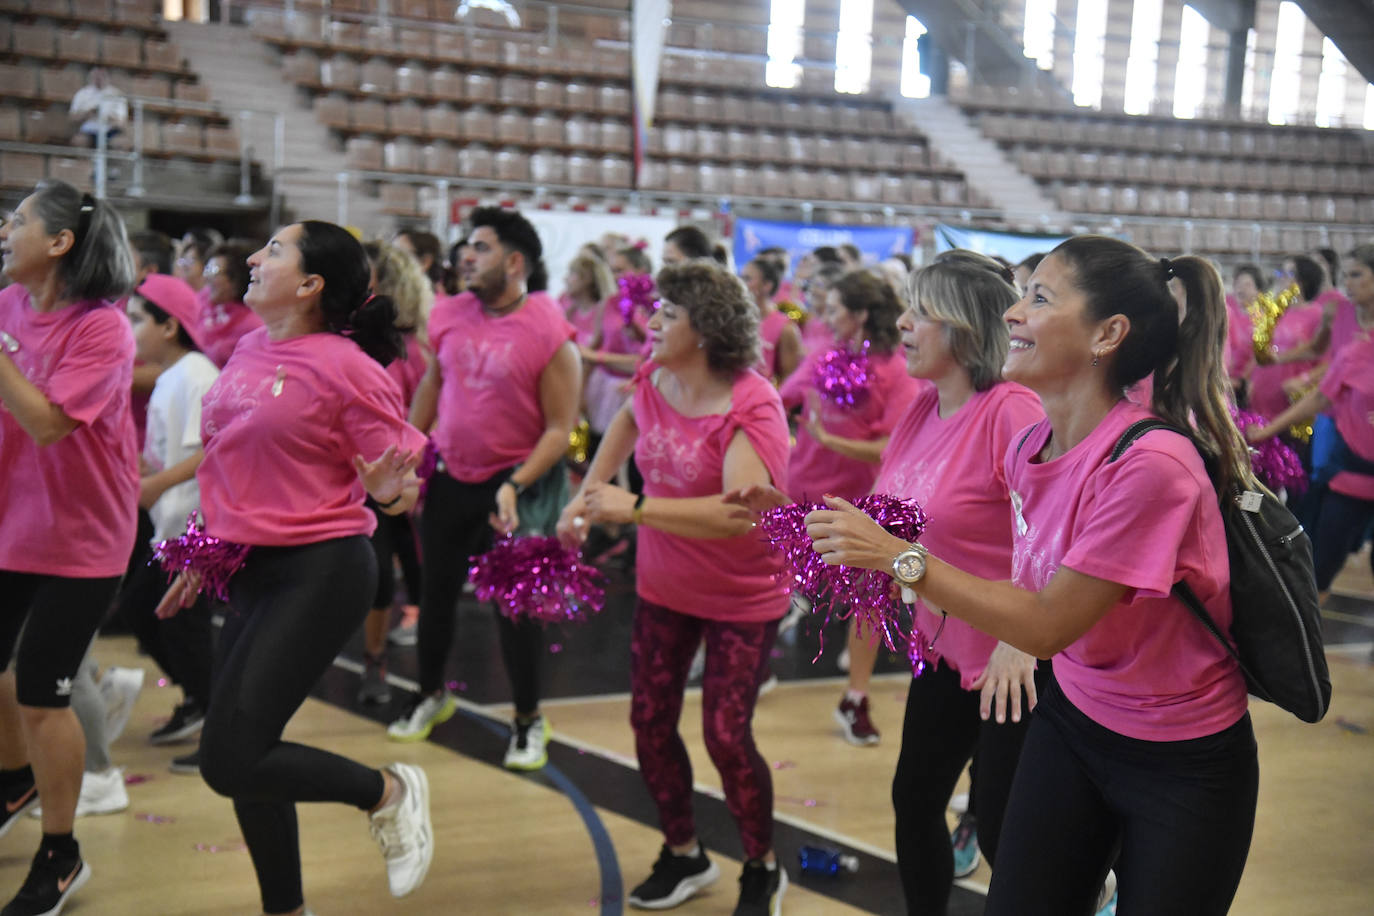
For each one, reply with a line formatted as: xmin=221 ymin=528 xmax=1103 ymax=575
xmin=165 ymin=20 xmax=385 ymax=233
xmin=894 ymin=94 xmax=1068 ymax=230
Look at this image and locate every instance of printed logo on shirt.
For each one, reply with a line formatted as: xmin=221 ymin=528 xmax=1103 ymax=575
xmin=54 ymin=678 xmax=73 ymax=697
xmin=1010 ymin=491 xmax=1062 ymax=590
xmin=450 ymin=337 xmax=515 ymax=392
xmin=877 ymin=453 xmax=945 ymax=508
xmin=637 ymin=425 xmax=704 ymax=488
xmin=200 ymin=366 xmax=275 ymax=437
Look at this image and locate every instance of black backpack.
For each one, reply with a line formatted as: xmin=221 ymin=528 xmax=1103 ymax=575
xmin=1110 ymin=419 xmax=1331 ymax=723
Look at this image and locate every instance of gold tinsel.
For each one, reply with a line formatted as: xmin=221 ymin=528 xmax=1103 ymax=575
xmin=567 ymin=420 xmax=591 ymax=465
xmin=777 ymin=300 xmax=807 ymax=326
xmin=1247 ymin=282 xmax=1301 ymax=362
xmin=1284 ymin=382 xmax=1316 ymax=443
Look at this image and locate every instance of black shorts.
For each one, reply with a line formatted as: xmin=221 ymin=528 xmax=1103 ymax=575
xmin=0 ymin=570 xmax=120 ymax=708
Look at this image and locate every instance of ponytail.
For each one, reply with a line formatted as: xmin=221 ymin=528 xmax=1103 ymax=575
xmin=297 ymin=220 xmax=403 ymax=366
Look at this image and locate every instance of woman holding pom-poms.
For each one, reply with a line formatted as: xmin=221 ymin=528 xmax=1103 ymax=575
xmin=556 ymin=260 xmax=793 ymax=915
xmin=734 ymin=251 xmax=1046 ymax=914
xmin=805 ymin=238 xmax=1258 ymax=915
xmin=156 ymin=221 xmax=433 ymax=915
xmin=777 ymin=269 xmax=920 ymax=747
xmin=0 ymin=180 xmax=136 ymax=915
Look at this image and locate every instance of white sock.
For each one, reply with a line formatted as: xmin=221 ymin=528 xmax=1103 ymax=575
xmin=844 ymin=689 xmax=867 ymax=703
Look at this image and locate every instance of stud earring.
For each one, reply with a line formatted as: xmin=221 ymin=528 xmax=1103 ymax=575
xmin=1091 ymin=352 xmax=1100 ymax=367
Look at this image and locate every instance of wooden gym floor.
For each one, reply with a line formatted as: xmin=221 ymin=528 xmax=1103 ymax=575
xmin=4 ymin=552 xmax=1370 ymax=915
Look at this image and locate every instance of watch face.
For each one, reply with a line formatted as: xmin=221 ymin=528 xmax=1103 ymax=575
xmin=896 ymin=551 xmax=925 ymax=582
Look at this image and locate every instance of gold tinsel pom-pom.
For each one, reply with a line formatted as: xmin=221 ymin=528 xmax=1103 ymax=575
xmin=777 ymin=300 xmax=807 ymax=326
xmin=1285 ymin=382 xmax=1316 ymax=443
xmin=567 ymin=419 xmax=591 ymax=465
xmin=1248 ymin=283 xmax=1301 ymax=361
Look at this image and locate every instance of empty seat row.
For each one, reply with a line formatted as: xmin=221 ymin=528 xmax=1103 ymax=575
xmin=315 ymin=97 xmax=633 ymax=150
xmin=0 ymin=22 xmax=184 ymax=73
xmin=639 ymin=160 xmax=968 ymax=206
xmin=0 ymin=0 xmax=159 ymax=31
xmin=344 ymin=137 xmax=633 ymax=187
xmin=1017 ymin=147 xmax=1368 ymax=193
xmin=2 ymin=62 xmax=208 ymax=105
xmin=1055 ymin=183 xmax=1370 ymax=224
xmin=657 ymin=90 xmax=895 ymax=135
xmin=648 ymin=125 xmax=929 ymax=171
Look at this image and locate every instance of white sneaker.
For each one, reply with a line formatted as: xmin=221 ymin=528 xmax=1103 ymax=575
xmin=31 ymin=767 xmax=128 ymax=819
xmin=686 ymin=643 xmax=706 ymax=684
xmin=100 ymin=667 xmax=145 ymax=742
xmin=386 ymin=692 xmax=457 ymax=743
xmin=503 ymin=715 xmax=550 ymax=770
xmin=1094 ymin=869 xmax=1118 ymax=916
xmin=949 ymin=792 xmax=969 ymax=814
xmin=369 ymin=763 xmax=433 ymax=897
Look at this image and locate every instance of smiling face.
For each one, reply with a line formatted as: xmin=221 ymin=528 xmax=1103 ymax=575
xmin=127 ymin=295 xmax=172 ymax=364
xmin=1002 ymin=254 xmax=1107 ymax=394
xmin=244 ymin=224 xmax=315 ymax=315
xmin=646 ymin=297 xmax=700 ymax=367
xmin=0 ymin=195 xmax=65 ymax=287
xmin=204 ymin=254 xmax=235 ymax=305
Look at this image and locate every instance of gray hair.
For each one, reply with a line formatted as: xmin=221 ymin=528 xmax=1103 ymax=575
xmin=909 ymin=250 xmax=1019 ymax=392
xmin=31 ymin=180 xmax=134 ymax=303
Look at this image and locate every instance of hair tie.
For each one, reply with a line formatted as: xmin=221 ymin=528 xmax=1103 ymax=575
xmin=1159 ymin=257 xmax=1176 ymax=281
xmin=74 ymin=193 xmax=96 ymax=252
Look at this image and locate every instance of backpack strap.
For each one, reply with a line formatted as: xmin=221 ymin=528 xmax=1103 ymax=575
xmin=1015 ymin=420 xmax=1044 ymax=457
xmin=1107 ymin=418 xmax=1179 ymax=463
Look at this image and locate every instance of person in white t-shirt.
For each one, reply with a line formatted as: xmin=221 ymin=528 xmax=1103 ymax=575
xmin=117 ymin=273 xmax=219 ymax=771
xmin=68 ymin=69 xmax=128 ymax=148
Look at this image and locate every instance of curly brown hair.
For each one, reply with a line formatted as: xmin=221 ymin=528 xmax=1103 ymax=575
xmin=655 ymin=261 xmax=759 ymax=374
xmin=832 ymin=269 xmax=902 ymax=356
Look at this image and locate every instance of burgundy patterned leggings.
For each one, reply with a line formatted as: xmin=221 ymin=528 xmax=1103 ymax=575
xmin=630 ymin=598 xmax=780 ymax=860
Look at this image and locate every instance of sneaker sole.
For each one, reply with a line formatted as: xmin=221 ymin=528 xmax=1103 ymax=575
xmin=503 ymin=717 xmax=552 ymax=771
xmin=149 ymin=719 xmax=204 ymax=746
xmin=387 ymin=697 xmax=458 ymax=743
xmin=389 ymin=763 xmax=433 ymax=897
xmin=626 ymin=860 xmax=721 ymax=910
xmin=832 ymin=708 xmax=881 ymax=746
xmin=770 ymin=867 xmax=788 ymax=916
xmin=44 ymin=860 xmax=90 ymax=916
xmin=952 ymin=850 xmax=981 ymax=879
xmin=387 ymin=631 xmax=417 ymax=647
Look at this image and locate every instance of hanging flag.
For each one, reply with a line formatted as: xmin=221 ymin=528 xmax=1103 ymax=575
xmin=632 ymin=0 xmax=671 ymax=188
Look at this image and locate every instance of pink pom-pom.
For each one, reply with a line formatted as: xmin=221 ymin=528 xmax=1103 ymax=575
xmin=616 ymin=274 xmax=656 ymax=325
xmin=469 ymin=535 xmax=607 ymax=624
xmin=812 ymin=343 xmax=872 ymax=409
xmin=759 ymin=493 xmax=931 ymax=673
xmin=153 ymin=514 xmax=250 ymax=602
xmin=1231 ymin=407 xmax=1307 ymax=494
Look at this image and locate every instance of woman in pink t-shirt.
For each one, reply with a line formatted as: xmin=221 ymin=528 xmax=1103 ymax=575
xmin=354 ymin=240 xmax=434 ymax=706
xmin=743 ymin=256 xmax=803 ymax=384
xmin=196 ymin=239 xmax=264 ymax=369
xmin=778 ymin=269 xmax=918 ymax=747
xmin=1250 ymin=243 xmax=1374 ymax=593
xmin=557 ymin=260 xmax=793 ymax=914
xmin=158 ymin=222 xmax=433 ymax=914
xmin=808 ymin=237 xmax=1259 ymax=915
xmin=0 ymin=180 xmax=137 ymax=913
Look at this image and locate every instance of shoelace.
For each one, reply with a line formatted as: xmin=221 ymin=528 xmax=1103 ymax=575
xmin=370 ymin=811 xmax=409 ymax=857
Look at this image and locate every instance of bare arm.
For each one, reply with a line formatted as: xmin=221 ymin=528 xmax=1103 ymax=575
xmin=493 ymin=340 xmax=582 ymax=531
xmin=132 ymin=362 xmax=162 ymax=396
xmin=140 ymin=449 xmax=204 ymax=510
xmin=1248 ymin=387 xmax=1331 ymax=442
xmin=407 ymin=357 xmax=439 ymax=433
xmin=557 ymin=402 xmax=638 ymax=546
xmin=0 ymin=353 xmax=79 ymax=446
xmin=775 ymin=322 xmax=803 ymax=383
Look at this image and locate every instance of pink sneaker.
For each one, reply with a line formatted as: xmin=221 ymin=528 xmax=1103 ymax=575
xmin=834 ymin=695 xmax=881 ymax=746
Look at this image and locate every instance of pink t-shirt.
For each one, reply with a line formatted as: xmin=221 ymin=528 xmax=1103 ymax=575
xmin=583 ymin=302 xmax=645 ymax=433
xmin=429 ymin=291 xmax=575 ymax=482
xmin=1318 ymin=288 xmax=1359 ymax=359
xmin=1319 ymin=335 xmax=1374 ymax=501
xmin=802 ymin=316 xmax=835 ymax=353
xmin=197 ymin=328 xmax=427 ymax=547
xmin=633 ymin=365 xmax=792 ymax=622
xmin=385 ymin=333 xmax=427 ymax=409
xmin=562 ymin=295 xmax=601 ymax=347
xmin=758 ymin=309 xmax=795 ymax=381
xmin=1006 ymin=401 xmax=1247 ymax=741
xmin=1250 ymin=301 xmax=1324 ymax=419
xmin=877 ymin=383 xmax=1044 ymax=688
xmin=197 ymin=297 xmax=264 ymax=369
xmin=779 ymin=347 xmax=920 ymax=502
xmin=0 ymin=287 xmax=138 ymax=577
xmin=1224 ymin=294 xmax=1254 ymax=383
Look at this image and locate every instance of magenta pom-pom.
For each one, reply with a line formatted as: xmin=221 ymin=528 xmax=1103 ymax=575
xmin=812 ymin=343 xmax=872 ymax=409
xmin=469 ymin=535 xmax=607 ymax=624
xmin=760 ymin=493 xmax=931 ymax=673
xmin=1231 ymin=407 xmax=1307 ymax=494
xmin=616 ymin=274 xmax=656 ymax=325
xmin=153 ymin=514 xmax=250 ymax=602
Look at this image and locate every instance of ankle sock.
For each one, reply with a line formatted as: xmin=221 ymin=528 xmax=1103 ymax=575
xmin=40 ymin=832 xmax=79 ymax=861
xmin=0 ymin=765 xmax=34 ymax=792
xmin=844 ymin=689 xmax=867 ymax=703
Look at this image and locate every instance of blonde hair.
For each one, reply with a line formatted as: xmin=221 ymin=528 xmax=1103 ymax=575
xmin=568 ymin=253 xmax=616 ymax=303
xmin=364 ymin=240 xmax=434 ymax=333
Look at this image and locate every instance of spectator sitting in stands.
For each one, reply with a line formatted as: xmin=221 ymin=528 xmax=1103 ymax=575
xmin=69 ymin=68 xmax=128 ymax=149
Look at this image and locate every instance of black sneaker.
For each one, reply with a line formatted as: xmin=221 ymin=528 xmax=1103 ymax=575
xmin=1 ymin=848 xmax=90 ymax=916
xmin=627 ymin=844 xmax=720 ymax=909
xmin=149 ymin=701 xmax=204 ymax=745
xmin=0 ymin=775 xmax=37 ymax=841
xmin=733 ymin=859 xmax=787 ymax=916
xmin=169 ymin=749 xmax=200 ymax=775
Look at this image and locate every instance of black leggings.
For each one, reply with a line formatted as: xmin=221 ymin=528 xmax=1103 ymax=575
xmin=199 ymin=537 xmax=386 ymax=915
xmin=986 ymin=677 xmax=1258 ymax=916
xmin=0 ymin=571 xmax=119 ymax=708
xmin=368 ymin=502 xmax=422 ymax=610
xmin=417 ymin=468 xmax=541 ymax=711
xmin=891 ymin=659 xmax=1042 ymax=915
xmin=116 ymin=541 xmax=214 ymax=708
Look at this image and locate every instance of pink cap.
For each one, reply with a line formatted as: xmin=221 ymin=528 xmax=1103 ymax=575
xmin=136 ymin=273 xmax=205 ymax=352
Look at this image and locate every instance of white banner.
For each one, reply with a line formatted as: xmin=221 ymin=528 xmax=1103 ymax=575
xmin=632 ymin=0 xmax=671 ymax=131
xmin=526 ymin=211 xmax=678 ymax=298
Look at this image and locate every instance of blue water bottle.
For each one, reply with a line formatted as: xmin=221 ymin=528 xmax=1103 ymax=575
xmin=798 ymin=845 xmax=860 ymax=876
